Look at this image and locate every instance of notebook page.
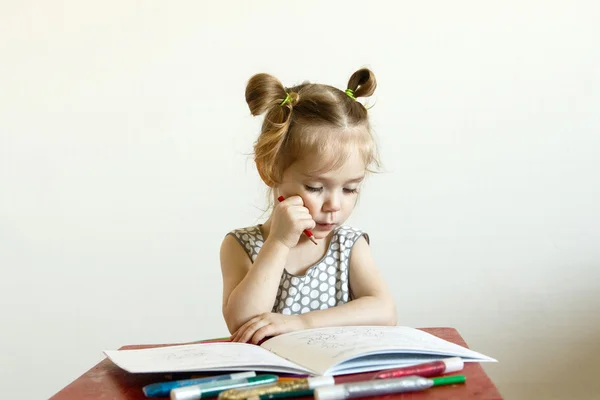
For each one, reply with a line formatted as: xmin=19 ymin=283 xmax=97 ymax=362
xmin=104 ymin=342 xmax=310 ymax=374
xmin=260 ymin=326 xmax=496 ymax=375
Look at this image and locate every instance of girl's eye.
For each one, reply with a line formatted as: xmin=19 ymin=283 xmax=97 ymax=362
xmin=305 ymin=185 xmax=323 ymax=193
xmin=343 ymin=188 xmax=359 ymax=194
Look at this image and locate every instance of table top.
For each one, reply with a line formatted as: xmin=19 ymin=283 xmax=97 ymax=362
xmin=51 ymin=327 xmax=503 ymax=399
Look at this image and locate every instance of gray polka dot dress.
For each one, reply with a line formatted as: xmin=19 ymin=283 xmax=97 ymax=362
xmin=228 ymin=225 xmax=369 ymax=315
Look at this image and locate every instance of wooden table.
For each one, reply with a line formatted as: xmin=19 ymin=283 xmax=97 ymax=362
xmin=51 ymin=327 xmax=503 ymax=399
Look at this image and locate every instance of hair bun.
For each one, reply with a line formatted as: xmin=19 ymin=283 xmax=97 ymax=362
xmin=347 ymin=68 xmax=377 ymax=98
xmin=245 ymin=73 xmax=288 ymax=116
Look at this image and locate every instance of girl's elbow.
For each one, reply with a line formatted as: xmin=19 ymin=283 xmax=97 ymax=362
xmin=222 ymin=306 xmax=242 ymax=334
xmin=384 ymin=301 xmax=398 ymax=326
xmin=387 ymin=311 xmax=398 ymax=326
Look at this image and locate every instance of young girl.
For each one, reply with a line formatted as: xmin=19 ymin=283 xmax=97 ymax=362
xmin=220 ymin=68 xmax=397 ymax=344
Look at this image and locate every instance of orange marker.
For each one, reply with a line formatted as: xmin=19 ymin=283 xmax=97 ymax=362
xmin=277 ymin=195 xmax=318 ymax=245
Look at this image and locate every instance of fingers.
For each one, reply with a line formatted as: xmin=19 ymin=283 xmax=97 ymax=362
xmin=279 ymin=195 xmax=304 ymax=206
xmin=231 ymin=316 xmax=259 ymax=342
xmin=302 ymin=218 xmax=316 ymax=231
xmin=272 ymin=195 xmax=315 ymax=248
xmin=231 ymin=315 xmax=270 ymax=343
xmin=288 ymin=210 xmax=315 ymax=233
xmin=279 ymin=200 xmax=311 ymax=218
xmin=240 ymin=321 xmax=269 ymax=344
xmin=250 ymin=324 xmax=276 ymax=345
xmin=232 ymin=314 xmax=304 ymax=345
xmin=289 ymin=207 xmax=312 ymax=219
xmin=277 ymin=200 xmax=314 ymax=224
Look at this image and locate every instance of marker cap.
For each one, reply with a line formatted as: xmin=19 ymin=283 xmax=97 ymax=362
xmin=171 ymin=385 xmax=201 ymax=400
xmin=314 ymin=385 xmax=347 ymax=400
xmin=442 ymin=357 xmax=464 ymax=373
xmin=308 ymin=376 xmax=335 ymax=389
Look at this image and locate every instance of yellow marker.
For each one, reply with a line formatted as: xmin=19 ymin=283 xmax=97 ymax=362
xmin=218 ymin=377 xmax=334 ymax=400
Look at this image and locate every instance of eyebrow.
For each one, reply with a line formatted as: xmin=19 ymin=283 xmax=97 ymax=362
xmin=346 ymin=176 xmax=365 ymax=183
xmin=302 ymin=174 xmax=365 ymax=184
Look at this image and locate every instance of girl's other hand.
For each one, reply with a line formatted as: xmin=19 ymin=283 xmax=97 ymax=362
xmin=269 ymin=196 xmax=315 ymax=249
xmin=230 ymin=312 xmax=309 ymax=344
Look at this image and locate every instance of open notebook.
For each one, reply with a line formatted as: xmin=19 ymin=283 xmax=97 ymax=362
xmin=104 ymin=326 xmax=497 ymax=376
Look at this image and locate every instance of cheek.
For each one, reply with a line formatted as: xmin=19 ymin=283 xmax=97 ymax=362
xmin=302 ymin=196 xmax=321 ymax=215
xmin=342 ymin=196 xmax=357 ymax=212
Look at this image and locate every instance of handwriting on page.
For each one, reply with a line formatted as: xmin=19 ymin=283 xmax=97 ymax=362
xmin=293 ymin=326 xmax=438 ymax=348
xmin=302 ymin=328 xmax=386 ymax=348
xmin=104 ymin=343 xmax=300 ymax=373
xmin=263 ymin=326 xmax=486 ymax=372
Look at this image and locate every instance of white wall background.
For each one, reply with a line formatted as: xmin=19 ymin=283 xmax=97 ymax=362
xmin=1 ymin=1 xmax=599 ymax=399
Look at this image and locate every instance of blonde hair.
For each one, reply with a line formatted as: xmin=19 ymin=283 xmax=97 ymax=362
xmin=245 ymin=68 xmax=380 ymax=187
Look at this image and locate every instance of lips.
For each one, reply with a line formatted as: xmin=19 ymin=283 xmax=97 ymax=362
xmin=315 ymin=222 xmax=336 ymax=229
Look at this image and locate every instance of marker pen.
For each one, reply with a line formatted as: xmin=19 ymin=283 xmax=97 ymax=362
xmin=171 ymin=374 xmax=278 ymax=400
xmin=314 ymin=375 xmax=466 ymax=400
xmin=219 ymin=377 xmax=333 ymax=400
xmin=336 ymin=357 xmax=464 ymax=383
xmin=143 ymin=371 xmax=255 ymax=397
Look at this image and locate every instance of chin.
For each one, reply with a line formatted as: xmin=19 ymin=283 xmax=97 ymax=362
xmin=312 ymin=225 xmax=336 ymax=238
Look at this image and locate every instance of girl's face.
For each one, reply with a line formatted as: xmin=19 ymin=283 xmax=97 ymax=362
xmin=276 ymin=150 xmax=366 ymax=239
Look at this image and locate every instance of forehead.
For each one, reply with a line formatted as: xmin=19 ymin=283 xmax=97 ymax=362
xmin=287 ymin=149 xmax=366 ymax=182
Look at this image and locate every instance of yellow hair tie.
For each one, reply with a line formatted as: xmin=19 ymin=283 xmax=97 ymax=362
xmin=345 ymin=88 xmax=356 ymax=100
xmin=280 ymin=93 xmax=292 ymax=106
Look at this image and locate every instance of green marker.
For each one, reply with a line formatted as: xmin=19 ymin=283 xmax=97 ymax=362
xmin=170 ymin=374 xmax=278 ymax=400
xmin=314 ymin=375 xmax=466 ymax=400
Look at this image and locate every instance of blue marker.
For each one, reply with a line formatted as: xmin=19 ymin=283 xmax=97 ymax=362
xmin=171 ymin=374 xmax=279 ymax=400
xmin=143 ymin=371 xmax=256 ymax=397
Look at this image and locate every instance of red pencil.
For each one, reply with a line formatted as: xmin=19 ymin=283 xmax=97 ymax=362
xmin=277 ymin=195 xmax=318 ymax=245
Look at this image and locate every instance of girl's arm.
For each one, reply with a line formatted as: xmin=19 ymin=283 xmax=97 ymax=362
xmin=220 ymin=234 xmax=290 ymax=333
xmin=230 ymin=236 xmax=397 ymax=344
xmin=221 ymin=196 xmax=316 ymax=334
xmin=299 ymin=236 xmax=398 ymax=329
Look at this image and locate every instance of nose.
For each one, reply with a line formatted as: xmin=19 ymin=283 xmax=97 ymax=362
xmin=323 ymin=192 xmax=342 ymax=213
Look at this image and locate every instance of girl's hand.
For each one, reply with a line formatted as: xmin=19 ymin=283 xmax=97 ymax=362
xmin=230 ymin=313 xmax=309 ymax=344
xmin=269 ymin=196 xmax=316 ymax=249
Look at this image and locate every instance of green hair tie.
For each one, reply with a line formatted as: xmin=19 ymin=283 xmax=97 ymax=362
xmin=280 ymin=93 xmax=292 ymax=106
xmin=345 ymin=88 xmax=356 ymax=100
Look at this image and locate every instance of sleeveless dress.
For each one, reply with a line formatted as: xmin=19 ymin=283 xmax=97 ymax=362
xmin=227 ymin=225 xmax=369 ymax=315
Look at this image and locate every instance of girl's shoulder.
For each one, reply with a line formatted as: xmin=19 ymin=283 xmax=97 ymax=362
xmin=225 ymin=225 xmax=265 ymax=262
xmin=227 ymin=225 xmax=264 ymax=239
